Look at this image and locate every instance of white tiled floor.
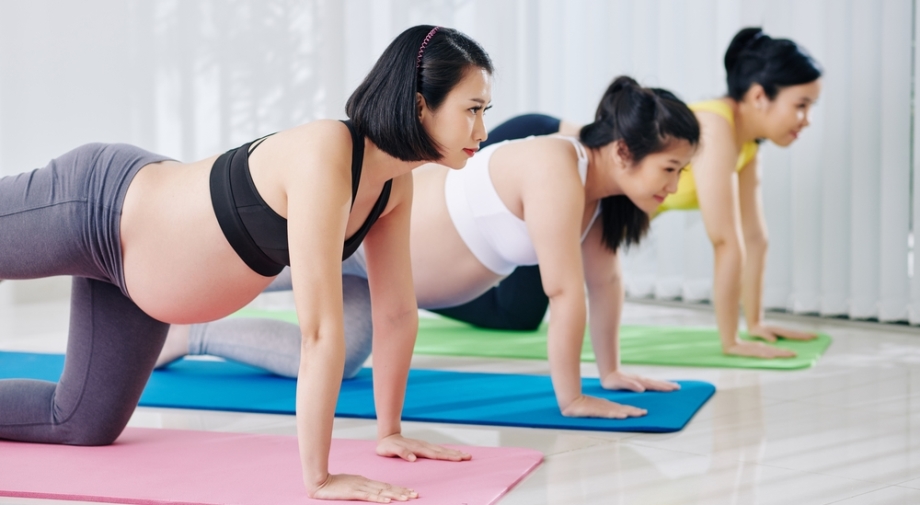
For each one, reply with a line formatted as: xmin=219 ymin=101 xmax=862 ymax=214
xmin=1 ymin=297 xmax=919 ymax=504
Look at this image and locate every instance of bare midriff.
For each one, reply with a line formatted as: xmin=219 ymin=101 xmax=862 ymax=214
xmin=120 ymin=157 xmax=274 ymax=324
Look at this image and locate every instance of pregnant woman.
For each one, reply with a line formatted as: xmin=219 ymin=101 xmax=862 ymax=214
xmin=0 ymin=25 xmax=493 ymax=503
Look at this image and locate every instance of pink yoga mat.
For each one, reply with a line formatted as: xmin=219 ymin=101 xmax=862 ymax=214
xmin=0 ymin=428 xmax=542 ymax=504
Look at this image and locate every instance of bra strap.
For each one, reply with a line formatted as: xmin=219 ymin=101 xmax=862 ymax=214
xmin=340 ymin=120 xmax=363 ymax=209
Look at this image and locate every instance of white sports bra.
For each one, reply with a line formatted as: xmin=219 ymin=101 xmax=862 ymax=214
xmin=444 ymin=136 xmax=602 ymax=275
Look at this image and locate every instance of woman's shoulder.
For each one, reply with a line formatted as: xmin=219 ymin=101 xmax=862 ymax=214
xmin=497 ymin=135 xmax=581 ymax=167
xmin=692 ymin=100 xmax=737 ymax=140
xmin=691 ymin=99 xmax=735 ymax=126
xmin=692 ymin=104 xmax=736 ymax=147
xmin=492 ymin=135 xmax=585 ymax=192
xmin=262 ymin=120 xmax=355 ymax=169
xmin=251 ymin=120 xmax=355 ymax=191
xmin=280 ymin=119 xmax=353 ymax=148
xmin=687 ymin=104 xmax=743 ymax=171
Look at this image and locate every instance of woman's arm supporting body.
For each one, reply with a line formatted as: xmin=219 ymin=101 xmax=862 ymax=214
xmin=736 ymin=153 xmax=817 ymax=343
xmin=737 ymin=154 xmax=769 ymax=334
xmin=581 ymin=219 xmax=680 ymax=392
xmin=361 ymin=172 xmax=471 ymax=463
xmin=510 ymin=138 xmax=645 ymax=419
xmin=692 ymin=112 xmax=794 ymax=358
xmin=279 ymin=122 xmax=373 ymax=497
xmin=262 ymin=121 xmax=415 ymax=502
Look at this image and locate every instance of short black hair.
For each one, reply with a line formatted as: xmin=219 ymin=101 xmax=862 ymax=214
xmin=579 ymin=76 xmax=701 ymax=253
xmin=345 ymin=25 xmax=493 ymax=162
xmin=725 ymin=27 xmax=822 ymax=101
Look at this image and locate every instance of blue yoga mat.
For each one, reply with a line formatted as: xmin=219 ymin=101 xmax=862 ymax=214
xmin=0 ymin=351 xmax=714 ymax=433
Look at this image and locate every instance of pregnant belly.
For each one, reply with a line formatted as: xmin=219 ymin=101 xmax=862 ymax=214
xmin=414 ymin=259 xmax=502 ymax=310
xmin=124 ymin=251 xmax=273 ymax=324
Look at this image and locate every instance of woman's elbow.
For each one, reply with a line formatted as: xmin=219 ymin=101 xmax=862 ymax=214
xmin=375 ymin=304 xmax=418 ymax=332
xmin=744 ymin=233 xmax=769 ymax=254
xmin=711 ymin=237 xmax=746 ymax=262
xmin=585 ymin=267 xmax=621 ymax=293
xmin=545 ymin=282 xmax=586 ymax=307
xmin=298 ymin=325 xmax=343 ymax=349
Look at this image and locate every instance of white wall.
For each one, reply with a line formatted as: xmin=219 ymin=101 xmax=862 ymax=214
xmin=0 ymin=0 xmax=915 ymax=323
xmin=0 ymin=0 xmax=762 ymax=172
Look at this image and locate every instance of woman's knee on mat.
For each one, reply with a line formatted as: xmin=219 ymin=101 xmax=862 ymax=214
xmin=60 ymin=422 xmax=125 ymax=446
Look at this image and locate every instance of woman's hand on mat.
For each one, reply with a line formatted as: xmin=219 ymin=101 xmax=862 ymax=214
xmin=748 ymin=324 xmax=818 ymax=343
xmin=377 ymin=434 xmax=472 ymax=463
xmin=601 ymin=371 xmax=681 ymax=393
xmin=723 ymin=340 xmax=796 ymax=359
xmin=309 ymin=473 xmax=417 ymax=503
xmin=561 ymin=395 xmax=647 ymax=419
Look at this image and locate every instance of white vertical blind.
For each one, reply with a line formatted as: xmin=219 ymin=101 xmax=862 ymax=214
xmin=0 ymin=0 xmax=917 ymax=323
xmin=818 ymin=3 xmax=853 ymax=316
xmin=786 ymin=0 xmax=824 ymax=315
xmin=847 ymin=0 xmax=883 ymax=319
xmin=878 ymin=0 xmax=912 ymax=321
xmin=911 ymin=0 xmax=920 ymax=324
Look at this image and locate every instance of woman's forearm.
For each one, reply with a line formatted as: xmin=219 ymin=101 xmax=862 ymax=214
xmin=587 ymin=276 xmax=623 ymax=379
xmin=296 ymin=331 xmax=345 ymax=492
xmin=546 ymin=293 xmax=587 ymax=409
xmin=741 ymin=240 xmax=768 ymax=329
xmin=712 ymin=241 xmax=745 ymax=350
xmin=371 ymin=307 xmax=417 ymax=439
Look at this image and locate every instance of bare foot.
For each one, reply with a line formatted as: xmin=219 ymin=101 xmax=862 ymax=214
xmin=155 ymin=324 xmax=191 ymax=368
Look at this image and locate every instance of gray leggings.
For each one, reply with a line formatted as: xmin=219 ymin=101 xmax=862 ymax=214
xmin=0 ymin=144 xmax=172 ymax=445
xmin=187 ymin=268 xmax=373 ymax=379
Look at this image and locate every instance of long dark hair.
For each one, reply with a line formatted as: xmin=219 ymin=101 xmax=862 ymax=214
xmin=580 ymin=76 xmax=700 ymax=253
xmin=725 ymin=27 xmax=822 ymax=101
xmin=346 ymin=25 xmax=493 ymax=162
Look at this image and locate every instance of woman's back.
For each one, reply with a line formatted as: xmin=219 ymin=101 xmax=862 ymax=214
xmin=409 ymin=135 xmax=597 ymax=309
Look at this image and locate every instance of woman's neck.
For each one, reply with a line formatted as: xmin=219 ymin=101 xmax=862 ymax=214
xmin=584 ymin=144 xmax=624 ymax=203
xmin=362 ymin=138 xmax=427 ymax=183
xmin=723 ymin=97 xmax=762 ymax=145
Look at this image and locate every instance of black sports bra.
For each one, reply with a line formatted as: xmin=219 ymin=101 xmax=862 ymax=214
xmin=209 ymin=120 xmax=393 ymax=277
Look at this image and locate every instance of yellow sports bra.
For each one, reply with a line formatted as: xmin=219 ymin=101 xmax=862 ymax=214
xmin=656 ymin=99 xmax=759 ymax=213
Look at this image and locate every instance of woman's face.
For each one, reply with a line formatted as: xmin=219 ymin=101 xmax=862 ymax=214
xmin=759 ymin=79 xmax=822 ymax=147
xmin=617 ymin=139 xmax=697 ymax=214
xmin=418 ymin=66 xmax=493 ymax=169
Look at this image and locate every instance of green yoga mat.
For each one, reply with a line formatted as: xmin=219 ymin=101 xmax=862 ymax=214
xmin=232 ymin=308 xmax=831 ymax=370
xmin=412 ymin=317 xmax=831 ymax=370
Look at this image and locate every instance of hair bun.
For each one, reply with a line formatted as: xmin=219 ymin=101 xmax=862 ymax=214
xmin=724 ymin=27 xmax=766 ymax=72
xmin=723 ymin=27 xmax=820 ymax=100
xmin=608 ymin=76 xmax=640 ymax=95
